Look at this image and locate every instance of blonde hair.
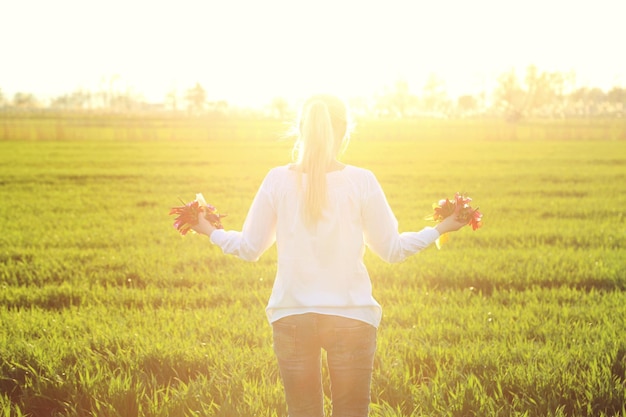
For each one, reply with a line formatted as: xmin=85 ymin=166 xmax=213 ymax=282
xmin=293 ymin=95 xmax=350 ymax=225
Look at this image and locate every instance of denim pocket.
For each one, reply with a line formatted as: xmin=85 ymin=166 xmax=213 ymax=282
xmin=272 ymin=321 xmax=298 ymax=359
xmin=333 ymin=323 xmax=377 ymax=363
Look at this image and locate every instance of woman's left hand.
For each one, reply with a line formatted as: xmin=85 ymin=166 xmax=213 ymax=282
xmin=192 ymin=211 xmax=217 ymax=237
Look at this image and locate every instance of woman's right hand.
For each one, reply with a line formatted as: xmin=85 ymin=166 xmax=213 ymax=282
xmin=434 ymin=203 xmax=472 ymax=235
xmin=435 ymin=215 xmax=468 ymax=235
xmin=191 ymin=211 xmax=217 ymax=237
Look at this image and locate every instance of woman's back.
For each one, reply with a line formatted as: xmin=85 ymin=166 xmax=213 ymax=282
xmin=264 ymin=164 xmax=379 ymax=325
xmin=210 ymin=163 xmax=441 ymax=326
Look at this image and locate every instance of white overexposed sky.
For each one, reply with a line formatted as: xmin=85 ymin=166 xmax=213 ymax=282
xmin=1 ymin=0 xmax=625 ymax=106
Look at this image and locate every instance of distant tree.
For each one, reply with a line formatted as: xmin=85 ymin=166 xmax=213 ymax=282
xmin=185 ymin=83 xmax=206 ymax=114
xmin=390 ymin=79 xmax=412 ymax=117
xmin=588 ymin=88 xmax=608 ymax=116
xmin=586 ymin=87 xmax=607 ymax=104
xmin=493 ymin=66 xmax=574 ymax=120
xmin=13 ymin=92 xmax=38 ymax=109
xmin=109 ymin=88 xmax=145 ymax=112
xmin=165 ymin=89 xmax=179 ymax=112
xmin=51 ymin=89 xmax=92 ymax=111
xmin=607 ymin=87 xmax=626 ymax=106
xmin=374 ymin=79 xmax=418 ymax=117
xmin=569 ymin=87 xmax=607 ymax=116
xmin=347 ymin=96 xmax=372 ymax=118
xmin=457 ymin=94 xmax=479 ymax=116
xmin=0 ymin=88 xmax=5 ymax=107
xmin=71 ymin=89 xmax=92 ymax=110
xmin=211 ymin=100 xmax=229 ymax=115
xmin=110 ymin=93 xmax=130 ymax=111
xmin=606 ymin=87 xmax=626 ymax=116
xmin=569 ymin=87 xmax=588 ymax=116
xmin=50 ymin=94 xmax=70 ymax=110
xmin=524 ymin=65 xmax=575 ymax=117
xmin=524 ymin=65 xmax=549 ymax=110
xmin=421 ymin=73 xmax=450 ymax=115
xmin=373 ymin=90 xmax=392 ymax=117
xmin=271 ymin=97 xmax=289 ymax=119
xmin=493 ymin=69 xmax=527 ymax=121
xmin=95 ymin=74 xmax=121 ymax=109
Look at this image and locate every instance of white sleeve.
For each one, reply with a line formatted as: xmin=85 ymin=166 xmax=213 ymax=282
xmin=209 ymin=174 xmax=277 ymax=261
xmin=362 ymin=173 xmax=439 ymax=263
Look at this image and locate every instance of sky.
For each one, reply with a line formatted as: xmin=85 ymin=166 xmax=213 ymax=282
xmin=2 ymin=0 xmax=625 ymax=106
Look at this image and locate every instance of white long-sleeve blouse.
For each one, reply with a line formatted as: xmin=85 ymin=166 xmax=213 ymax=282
xmin=209 ymin=164 xmax=440 ymax=327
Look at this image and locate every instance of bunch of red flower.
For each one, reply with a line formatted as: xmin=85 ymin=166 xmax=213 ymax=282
xmin=429 ymin=192 xmax=482 ymax=230
xmin=426 ymin=192 xmax=482 ymax=248
xmin=169 ymin=194 xmax=226 ymax=236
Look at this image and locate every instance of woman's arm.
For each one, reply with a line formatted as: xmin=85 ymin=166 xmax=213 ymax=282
xmin=194 ymin=175 xmax=277 ymax=261
xmin=361 ymin=173 xmax=467 ymax=263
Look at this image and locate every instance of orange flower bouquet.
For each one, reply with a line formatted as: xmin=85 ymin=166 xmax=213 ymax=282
xmin=169 ymin=193 xmax=226 ymax=236
xmin=426 ymin=192 xmax=482 ymax=249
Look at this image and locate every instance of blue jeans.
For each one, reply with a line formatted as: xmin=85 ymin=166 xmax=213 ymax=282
xmin=272 ymin=313 xmax=377 ymax=417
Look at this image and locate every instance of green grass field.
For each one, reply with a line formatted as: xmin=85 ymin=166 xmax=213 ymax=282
xmin=1 ymin=115 xmax=625 ymax=416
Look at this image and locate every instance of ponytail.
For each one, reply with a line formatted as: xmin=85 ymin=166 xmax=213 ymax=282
xmin=292 ymin=95 xmax=350 ymax=225
xmin=297 ymin=100 xmax=334 ymax=225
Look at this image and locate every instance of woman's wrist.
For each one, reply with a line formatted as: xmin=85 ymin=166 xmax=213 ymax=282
xmin=434 ymin=223 xmax=448 ymax=235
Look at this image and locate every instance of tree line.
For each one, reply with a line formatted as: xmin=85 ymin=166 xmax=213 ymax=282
xmin=0 ymin=82 xmax=218 ymax=116
xmin=1 ymin=66 xmax=625 ymax=120
xmin=360 ymin=66 xmax=625 ymax=120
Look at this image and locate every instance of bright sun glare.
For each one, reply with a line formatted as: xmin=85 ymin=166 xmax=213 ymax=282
xmin=3 ymin=0 xmax=624 ymax=106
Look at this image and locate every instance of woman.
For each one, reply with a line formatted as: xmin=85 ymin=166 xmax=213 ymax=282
xmin=192 ymin=94 xmax=469 ymax=416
